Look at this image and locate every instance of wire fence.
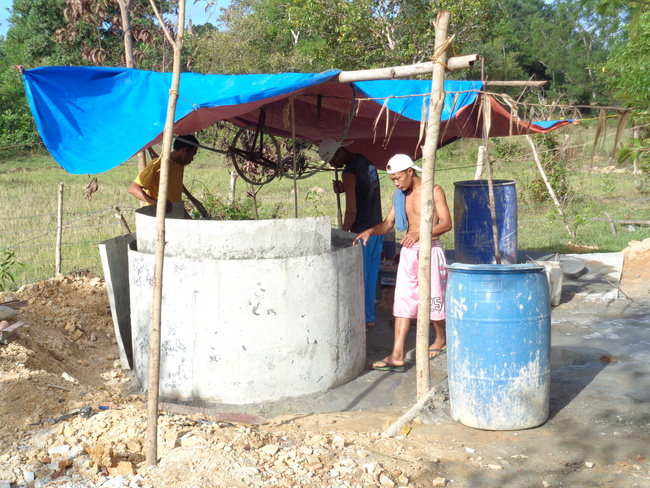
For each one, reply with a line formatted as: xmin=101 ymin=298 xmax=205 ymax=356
xmin=1 ymin=204 xmax=138 ymax=289
xmin=1 ymin=124 xmax=649 ymax=292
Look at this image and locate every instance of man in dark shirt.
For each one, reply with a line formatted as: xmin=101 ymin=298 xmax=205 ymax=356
xmin=319 ymin=139 xmax=384 ymax=328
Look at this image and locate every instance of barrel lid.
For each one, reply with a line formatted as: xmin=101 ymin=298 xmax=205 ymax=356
xmin=445 ymin=263 xmax=545 ymax=273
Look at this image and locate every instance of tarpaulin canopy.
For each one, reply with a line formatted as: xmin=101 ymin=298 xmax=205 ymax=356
xmin=21 ymin=66 xmax=572 ymax=174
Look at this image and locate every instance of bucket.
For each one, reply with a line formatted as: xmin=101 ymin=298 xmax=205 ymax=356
xmin=532 ymin=259 xmax=563 ymax=307
xmin=453 ymin=180 xmax=518 ymax=264
xmin=445 ymin=263 xmax=551 ymax=430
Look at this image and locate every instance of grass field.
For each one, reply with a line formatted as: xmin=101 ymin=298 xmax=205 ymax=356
xmin=0 ymin=123 xmax=648 ymax=291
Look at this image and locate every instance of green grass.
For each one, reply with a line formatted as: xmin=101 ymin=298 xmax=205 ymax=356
xmin=0 ymin=123 xmax=648 ymax=290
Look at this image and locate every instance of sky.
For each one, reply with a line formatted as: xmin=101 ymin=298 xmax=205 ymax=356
xmin=0 ymin=0 xmax=227 ymax=39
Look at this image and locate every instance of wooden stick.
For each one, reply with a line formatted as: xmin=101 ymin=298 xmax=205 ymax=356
xmin=384 ymin=378 xmax=446 ymax=437
xmin=114 ymin=206 xmax=132 ymax=234
xmin=587 ymin=218 xmax=650 ymax=225
xmin=55 ymin=183 xmax=63 ymax=275
xmin=526 ymin=135 xmax=576 ymax=239
xmin=416 ymin=10 xmax=450 ymax=400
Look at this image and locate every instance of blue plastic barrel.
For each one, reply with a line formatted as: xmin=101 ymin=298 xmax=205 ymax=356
xmin=445 ymin=263 xmax=551 ymax=430
xmin=453 ymin=180 xmax=518 ymax=264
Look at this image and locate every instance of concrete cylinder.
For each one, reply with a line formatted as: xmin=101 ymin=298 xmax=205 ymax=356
xmin=128 ymin=212 xmax=366 ymax=405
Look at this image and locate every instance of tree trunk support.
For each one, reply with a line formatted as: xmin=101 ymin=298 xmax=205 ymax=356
xmin=416 ymin=11 xmax=450 ymax=400
xmin=145 ymin=0 xmax=186 ymax=468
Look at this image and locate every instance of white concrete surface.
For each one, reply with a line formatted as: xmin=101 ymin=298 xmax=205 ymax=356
xmin=99 ymin=233 xmax=136 ymax=370
xmin=128 ymin=216 xmax=366 ymax=405
xmin=135 ymin=207 xmax=331 ymax=259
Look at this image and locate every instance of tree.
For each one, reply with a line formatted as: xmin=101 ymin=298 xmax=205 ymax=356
xmin=192 ymin=0 xmax=501 ymax=74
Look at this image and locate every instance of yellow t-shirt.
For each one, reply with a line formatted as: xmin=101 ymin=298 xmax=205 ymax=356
xmin=133 ymin=156 xmax=185 ymax=203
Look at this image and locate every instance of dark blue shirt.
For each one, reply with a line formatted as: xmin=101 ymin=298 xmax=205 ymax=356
xmin=343 ymin=154 xmax=383 ymax=233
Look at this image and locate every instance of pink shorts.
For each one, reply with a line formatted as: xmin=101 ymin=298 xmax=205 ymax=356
xmin=393 ymin=241 xmax=447 ymax=321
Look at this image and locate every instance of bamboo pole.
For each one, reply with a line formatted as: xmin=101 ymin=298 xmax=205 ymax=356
xmin=416 ymin=10 xmax=450 ymax=399
xmin=55 ymin=183 xmax=63 ymax=275
xmin=526 ymin=135 xmax=576 ymax=239
xmin=145 ymin=0 xmax=186 ymax=468
xmin=334 ymin=54 xmax=478 ymax=83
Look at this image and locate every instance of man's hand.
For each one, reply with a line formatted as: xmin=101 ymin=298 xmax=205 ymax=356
xmin=400 ymin=231 xmax=420 ymax=248
xmin=332 ymin=179 xmax=344 ymax=194
xmin=353 ymin=230 xmax=371 ymax=246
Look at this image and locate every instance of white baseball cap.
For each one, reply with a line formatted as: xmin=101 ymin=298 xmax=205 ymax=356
xmin=318 ymin=138 xmax=351 ymax=162
xmin=386 ymin=154 xmax=422 ymax=174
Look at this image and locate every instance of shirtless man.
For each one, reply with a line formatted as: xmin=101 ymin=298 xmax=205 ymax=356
xmin=353 ymin=154 xmax=452 ymax=372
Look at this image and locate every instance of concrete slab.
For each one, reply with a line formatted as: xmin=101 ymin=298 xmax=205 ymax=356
xmin=193 ymin=252 xmax=638 ymax=420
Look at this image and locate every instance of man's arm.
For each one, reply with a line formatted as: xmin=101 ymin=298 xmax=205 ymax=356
xmin=353 ymin=205 xmax=396 ymax=245
xmin=128 ymin=182 xmax=156 ymax=205
xmin=432 ymin=185 xmax=452 ymax=238
xmin=128 ymin=182 xmax=173 ymax=212
xmin=341 ymin=172 xmax=357 ymax=232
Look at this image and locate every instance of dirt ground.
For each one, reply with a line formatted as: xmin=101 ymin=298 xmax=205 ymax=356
xmin=0 ymin=239 xmax=649 ymax=488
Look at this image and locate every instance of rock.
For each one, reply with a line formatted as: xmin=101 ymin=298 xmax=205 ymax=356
xmin=179 ymin=433 xmax=207 ymax=448
xmin=259 ymin=444 xmax=280 ymax=456
xmin=332 ymin=435 xmax=346 ymax=449
xmin=585 ymin=461 xmax=595 ymax=468
xmin=108 ymin=461 xmax=134 ymax=476
xmin=364 ymin=461 xmax=380 ymax=474
xmin=379 ymin=474 xmax=396 ymax=487
xmin=432 ymin=477 xmax=447 ymax=487
xmin=487 ymin=464 xmax=504 ymax=470
xmin=62 ymin=372 xmax=77 ymax=383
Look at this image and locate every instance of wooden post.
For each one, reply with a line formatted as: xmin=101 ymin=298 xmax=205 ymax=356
xmin=335 ymin=169 xmax=343 ymax=229
xmin=55 ymin=183 xmax=64 ymax=275
xmin=416 ymin=10 xmax=450 ymax=399
xmin=228 ymin=171 xmax=238 ymax=204
xmin=480 ymin=93 xmax=501 ymax=264
xmin=291 ymin=99 xmax=299 ymax=219
xmin=474 ymin=146 xmax=486 ymax=180
xmin=145 ymin=0 xmax=186 ymax=468
xmin=633 ymin=126 xmax=640 ymax=191
xmin=249 ymin=183 xmax=259 ymax=219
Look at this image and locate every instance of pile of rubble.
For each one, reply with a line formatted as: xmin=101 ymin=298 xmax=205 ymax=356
xmin=0 ymin=275 xmax=446 ymax=488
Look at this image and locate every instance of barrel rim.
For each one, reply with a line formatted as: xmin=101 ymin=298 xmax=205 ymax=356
xmin=453 ymin=179 xmax=516 ymax=187
xmin=446 ymin=263 xmax=545 ymax=273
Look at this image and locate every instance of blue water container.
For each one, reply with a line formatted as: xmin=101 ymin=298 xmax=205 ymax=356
xmin=445 ymin=263 xmax=551 ymax=430
xmin=453 ymin=180 xmax=518 ymax=264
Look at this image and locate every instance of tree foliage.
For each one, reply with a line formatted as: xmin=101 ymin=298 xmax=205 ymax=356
xmin=1 ymin=0 xmax=648 ymax=156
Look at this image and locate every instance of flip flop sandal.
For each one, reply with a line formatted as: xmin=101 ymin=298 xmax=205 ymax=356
xmin=428 ymin=347 xmax=447 ymax=360
xmin=372 ymin=360 xmax=406 ymax=373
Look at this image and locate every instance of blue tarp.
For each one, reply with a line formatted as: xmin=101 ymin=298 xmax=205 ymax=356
xmin=22 ymin=67 xmax=571 ymax=174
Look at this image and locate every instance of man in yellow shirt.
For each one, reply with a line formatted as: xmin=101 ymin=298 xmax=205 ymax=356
xmin=128 ymin=134 xmax=199 ymax=212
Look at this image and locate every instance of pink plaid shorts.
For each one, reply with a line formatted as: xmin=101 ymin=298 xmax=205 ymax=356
xmin=393 ymin=240 xmax=447 ymax=321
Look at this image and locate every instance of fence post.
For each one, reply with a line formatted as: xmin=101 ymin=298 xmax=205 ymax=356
xmin=55 ymin=183 xmax=64 ymax=275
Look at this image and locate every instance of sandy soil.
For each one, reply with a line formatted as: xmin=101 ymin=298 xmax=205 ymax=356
xmin=0 ymin=239 xmax=649 ymax=488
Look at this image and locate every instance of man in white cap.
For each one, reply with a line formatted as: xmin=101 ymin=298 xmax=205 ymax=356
xmin=353 ymin=154 xmax=452 ymax=372
xmin=318 ymin=138 xmax=383 ymax=328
